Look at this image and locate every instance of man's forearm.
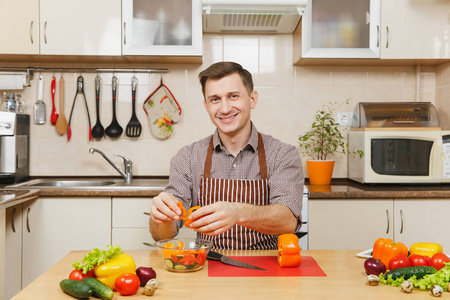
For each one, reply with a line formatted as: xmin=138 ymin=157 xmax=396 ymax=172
xmin=236 ymin=203 xmax=298 ymax=235
xmin=149 ymin=217 xmax=178 ymax=241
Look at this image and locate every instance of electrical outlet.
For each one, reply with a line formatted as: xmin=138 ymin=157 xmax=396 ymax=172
xmin=337 ymin=112 xmax=353 ymax=127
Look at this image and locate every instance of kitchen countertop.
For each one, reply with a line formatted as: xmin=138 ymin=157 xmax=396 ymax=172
xmin=2 ymin=178 xmax=450 ymax=209
xmin=307 ymin=179 xmax=450 ymax=199
xmin=11 ymin=249 xmax=433 ymax=300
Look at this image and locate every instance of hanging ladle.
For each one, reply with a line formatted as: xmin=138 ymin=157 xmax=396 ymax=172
xmin=105 ymin=76 xmax=123 ymax=138
xmin=91 ymin=75 xmax=105 ymax=139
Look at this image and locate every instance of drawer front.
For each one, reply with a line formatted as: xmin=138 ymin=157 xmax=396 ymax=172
xmin=112 ymin=197 xmax=152 ymax=228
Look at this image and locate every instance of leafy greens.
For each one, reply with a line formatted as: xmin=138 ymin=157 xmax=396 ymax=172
xmin=72 ymin=244 xmax=122 ymax=274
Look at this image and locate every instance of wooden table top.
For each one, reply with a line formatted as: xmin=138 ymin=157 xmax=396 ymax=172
xmin=12 ymin=250 xmax=436 ymax=299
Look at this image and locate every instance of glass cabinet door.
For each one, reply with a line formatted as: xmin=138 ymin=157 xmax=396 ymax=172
xmin=122 ymin=0 xmax=202 ymax=56
xmin=301 ymin=0 xmax=380 ymax=58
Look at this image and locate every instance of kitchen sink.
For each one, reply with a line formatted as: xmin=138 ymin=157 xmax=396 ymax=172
xmin=7 ymin=178 xmax=169 ymax=190
xmin=26 ymin=180 xmax=115 ymax=187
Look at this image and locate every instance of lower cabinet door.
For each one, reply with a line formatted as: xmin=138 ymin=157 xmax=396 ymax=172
xmin=21 ymin=197 xmax=111 ymax=288
xmin=393 ymin=198 xmax=450 ymax=251
xmin=309 ymin=199 xmax=394 ymax=250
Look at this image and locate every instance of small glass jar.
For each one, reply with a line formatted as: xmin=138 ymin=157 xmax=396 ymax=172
xmin=3 ymin=92 xmax=17 ymax=112
xmin=15 ymin=93 xmax=26 ymax=113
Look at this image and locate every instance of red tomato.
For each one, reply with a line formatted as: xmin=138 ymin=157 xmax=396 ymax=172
xmin=196 ymin=251 xmax=207 ymax=265
xmin=429 ymin=253 xmax=450 ymax=271
xmin=68 ymin=270 xmax=87 ymax=281
xmin=409 ymin=254 xmax=429 ymax=267
xmin=178 ymin=255 xmax=197 ymax=266
xmin=115 ymin=273 xmax=140 ymax=296
xmin=85 ymin=269 xmax=96 ymax=278
xmin=389 ymin=255 xmax=411 ymax=270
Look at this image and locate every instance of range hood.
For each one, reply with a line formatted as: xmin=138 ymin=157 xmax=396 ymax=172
xmin=202 ymin=0 xmax=307 ymax=33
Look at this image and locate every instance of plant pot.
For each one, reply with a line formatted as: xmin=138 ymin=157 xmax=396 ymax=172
xmin=306 ymin=160 xmax=335 ymax=185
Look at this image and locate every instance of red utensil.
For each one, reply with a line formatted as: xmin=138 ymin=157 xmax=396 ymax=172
xmin=50 ymin=76 xmax=58 ymax=125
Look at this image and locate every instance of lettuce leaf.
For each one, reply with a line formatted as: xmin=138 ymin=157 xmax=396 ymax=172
xmin=72 ymin=244 xmax=122 ymax=274
xmin=380 ymin=262 xmax=450 ymax=291
xmin=409 ymin=263 xmax=450 ymax=291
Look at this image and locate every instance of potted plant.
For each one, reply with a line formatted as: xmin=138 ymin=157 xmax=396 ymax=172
xmin=298 ymin=101 xmax=363 ymax=185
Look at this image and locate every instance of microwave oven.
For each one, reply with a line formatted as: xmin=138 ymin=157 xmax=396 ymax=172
xmin=349 ymin=129 xmax=450 ymax=184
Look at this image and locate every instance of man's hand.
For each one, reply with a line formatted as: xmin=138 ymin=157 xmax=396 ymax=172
xmin=150 ymin=192 xmax=182 ymax=224
xmin=188 ymin=201 xmax=241 ymax=236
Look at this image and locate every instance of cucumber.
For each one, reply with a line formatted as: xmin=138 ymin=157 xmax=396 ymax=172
xmin=385 ymin=266 xmax=437 ymax=280
xmin=82 ymin=277 xmax=113 ymax=300
xmin=165 ymin=258 xmax=175 ymax=269
xmin=59 ymin=279 xmax=92 ymax=299
xmin=174 ymin=264 xmax=187 ymax=270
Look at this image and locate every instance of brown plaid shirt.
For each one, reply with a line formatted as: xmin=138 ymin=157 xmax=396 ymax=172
xmin=165 ymin=123 xmax=304 ymax=233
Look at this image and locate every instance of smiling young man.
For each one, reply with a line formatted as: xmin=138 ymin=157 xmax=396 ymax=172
xmin=149 ymin=62 xmax=304 ymax=250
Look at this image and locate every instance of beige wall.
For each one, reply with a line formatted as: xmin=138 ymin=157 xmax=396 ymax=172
xmin=4 ymin=34 xmax=444 ymax=178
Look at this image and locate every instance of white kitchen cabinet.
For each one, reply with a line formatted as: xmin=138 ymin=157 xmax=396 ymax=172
xmin=122 ymin=0 xmax=202 ymax=62
xmin=0 ymin=204 xmax=23 ymax=300
xmin=380 ymin=0 xmax=450 ymax=59
xmin=39 ymin=0 xmax=121 ymax=56
xmin=296 ymin=0 xmax=450 ymax=63
xmin=393 ymin=199 xmax=450 ymax=251
xmin=0 ymin=0 xmax=39 ymax=54
xmin=300 ymin=0 xmax=381 ymax=59
xmin=112 ymin=197 xmax=196 ymax=250
xmin=21 ymin=197 xmax=111 ymax=289
xmin=310 ymin=198 xmax=450 ymax=251
xmin=309 ymin=198 xmax=393 ymax=250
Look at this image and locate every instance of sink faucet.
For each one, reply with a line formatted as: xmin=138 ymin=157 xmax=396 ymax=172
xmin=89 ymin=148 xmax=133 ymax=183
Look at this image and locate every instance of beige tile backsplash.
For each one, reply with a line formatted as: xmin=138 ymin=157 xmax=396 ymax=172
xmin=7 ymin=34 xmax=448 ymax=178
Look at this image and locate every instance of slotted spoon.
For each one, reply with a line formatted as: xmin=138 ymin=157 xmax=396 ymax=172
xmin=125 ymin=76 xmax=142 ymax=138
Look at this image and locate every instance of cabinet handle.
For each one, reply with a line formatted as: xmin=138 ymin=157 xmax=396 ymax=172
xmin=385 ymin=209 xmax=390 ymax=234
xmin=124 ymin=22 xmax=127 ymax=45
xmin=44 ymin=21 xmax=48 ymax=44
xmin=11 ymin=207 xmax=16 ymax=233
xmin=386 ymin=26 xmax=389 ymax=49
xmin=377 ymin=25 xmax=380 ymax=48
xmin=143 ymin=212 xmax=150 ymax=216
xmin=26 ymin=207 xmax=31 ymax=233
xmin=400 ymin=209 xmax=404 ymax=234
xmin=30 ymin=21 xmax=34 ymax=44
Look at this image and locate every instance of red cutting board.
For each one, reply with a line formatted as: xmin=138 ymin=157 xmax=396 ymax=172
xmin=208 ymin=256 xmax=326 ymax=277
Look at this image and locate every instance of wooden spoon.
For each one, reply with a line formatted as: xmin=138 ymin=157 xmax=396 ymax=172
xmin=55 ymin=76 xmax=68 ymax=135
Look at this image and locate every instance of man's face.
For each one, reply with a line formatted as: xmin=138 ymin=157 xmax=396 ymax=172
xmin=203 ymin=73 xmax=258 ymax=137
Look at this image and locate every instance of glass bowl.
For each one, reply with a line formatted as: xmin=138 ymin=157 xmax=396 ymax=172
xmin=154 ymin=238 xmax=212 ymax=272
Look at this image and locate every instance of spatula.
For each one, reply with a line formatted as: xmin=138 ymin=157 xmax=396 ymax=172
xmin=55 ymin=76 xmax=67 ymax=135
xmin=125 ymin=76 xmax=142 ymax=138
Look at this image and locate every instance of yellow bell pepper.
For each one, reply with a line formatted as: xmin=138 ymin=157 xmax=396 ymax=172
xmin=94 ymin=253 xmax=136 ymax=290
xmin=410 ymin=243 xmax=443 ymax=258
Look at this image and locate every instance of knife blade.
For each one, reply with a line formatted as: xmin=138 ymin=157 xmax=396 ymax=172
xmin=207 ymin=250 xmax=269 ymax=271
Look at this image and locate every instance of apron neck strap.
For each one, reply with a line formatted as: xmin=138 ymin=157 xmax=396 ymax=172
xmin=203 ymin=133 xmax=268 ymax=179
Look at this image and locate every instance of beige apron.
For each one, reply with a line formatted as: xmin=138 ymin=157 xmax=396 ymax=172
xmin=197 ymin=133 xmax=278 ymax=250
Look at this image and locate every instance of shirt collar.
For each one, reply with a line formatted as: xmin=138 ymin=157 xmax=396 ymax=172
xmin=213 ymin=122 xmax=259 ymax=153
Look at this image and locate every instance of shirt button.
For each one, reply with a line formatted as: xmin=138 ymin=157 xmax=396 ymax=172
xmin=233 ymin=163 xmax=237 ymax=168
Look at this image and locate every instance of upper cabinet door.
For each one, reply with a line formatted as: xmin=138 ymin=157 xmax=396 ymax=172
xmin=301 ymin=0 xmax=381 ymax=58
xmin=0 ymin=0 xmax=39 ymax=54
xmin=39 ymin=0 xmax=121 ymax=56
xmin=122 ymin=0 xmax=202 ymax=56
xmin=381 ymin=0 xmax=450 ymax=59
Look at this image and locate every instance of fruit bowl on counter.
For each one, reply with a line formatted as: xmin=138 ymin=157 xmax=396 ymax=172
xmin=153 ymin=238 xmax=212 ymax=273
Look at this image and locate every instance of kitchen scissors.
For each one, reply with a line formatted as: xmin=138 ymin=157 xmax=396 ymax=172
xmin=67 ymin=75 xmax=92 ymax=141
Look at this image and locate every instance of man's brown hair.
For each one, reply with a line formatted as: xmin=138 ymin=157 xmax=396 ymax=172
xmin=198 ymin=62 xmax=253 ymax=97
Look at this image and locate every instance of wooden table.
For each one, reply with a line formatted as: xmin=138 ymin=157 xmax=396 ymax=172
xmin=12 ymin=250 xmax=436 ymax=299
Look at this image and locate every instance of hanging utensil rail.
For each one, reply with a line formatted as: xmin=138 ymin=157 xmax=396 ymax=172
xmin=0 ymin=67 xmax=168 ymax=80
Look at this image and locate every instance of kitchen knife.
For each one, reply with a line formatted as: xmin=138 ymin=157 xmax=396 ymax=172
xmin=207 ymin=250 xmax=269 ymax=271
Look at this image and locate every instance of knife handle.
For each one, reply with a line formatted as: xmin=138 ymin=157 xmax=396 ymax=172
xmin=207 ymin=250 xmax=223 ymax=261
